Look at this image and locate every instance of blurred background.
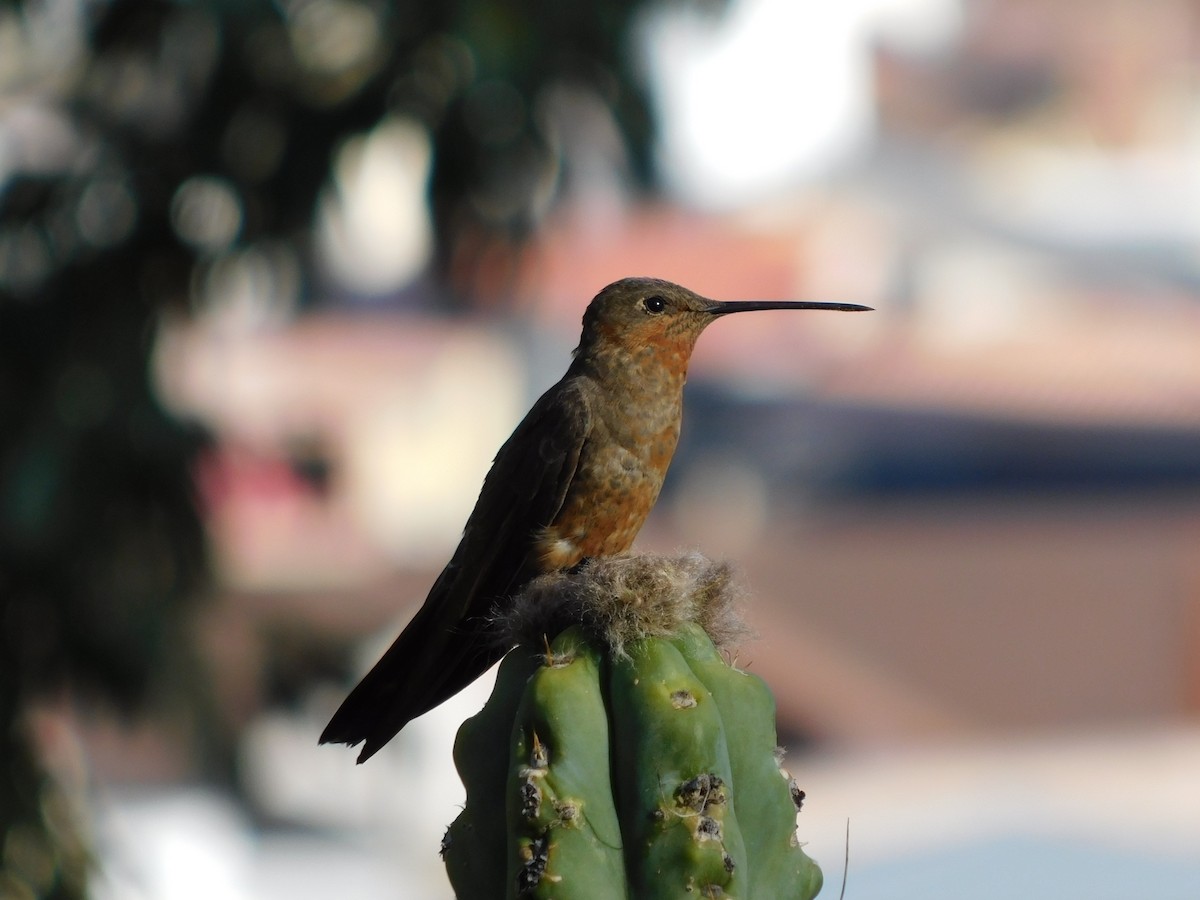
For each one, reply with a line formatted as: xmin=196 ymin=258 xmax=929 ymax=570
xmin=3 ymin=0 xmax=1200 ymax=897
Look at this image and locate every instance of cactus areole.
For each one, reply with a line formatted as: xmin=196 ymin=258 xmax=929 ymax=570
xmin=442 ymin=554 xmax=822 ymax=900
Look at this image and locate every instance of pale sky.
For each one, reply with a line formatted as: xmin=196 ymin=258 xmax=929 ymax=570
xmin=643 ymin=0 xmax=963 ymax=207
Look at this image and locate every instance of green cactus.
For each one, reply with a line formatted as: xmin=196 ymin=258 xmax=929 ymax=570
xmin=442 ymin=554 xmax=821 ymax=900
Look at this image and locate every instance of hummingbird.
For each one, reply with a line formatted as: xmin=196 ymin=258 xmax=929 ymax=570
xmin=320 ymin=277 xmax=871 ymax=761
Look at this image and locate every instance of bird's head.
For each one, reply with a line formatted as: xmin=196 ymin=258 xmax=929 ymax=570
xmin=574 ymin=277 xmax=871 ymax=361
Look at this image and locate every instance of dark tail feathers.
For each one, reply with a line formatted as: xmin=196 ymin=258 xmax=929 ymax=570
xmin=319 ymin=601 xmax=504 ymax=763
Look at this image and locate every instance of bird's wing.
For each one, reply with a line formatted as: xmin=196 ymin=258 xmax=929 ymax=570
xmin=319 ymin=377 xmax=592 ymax=761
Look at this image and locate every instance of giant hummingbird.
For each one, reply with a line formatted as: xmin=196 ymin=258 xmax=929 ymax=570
xmin=320 ymin=277 xmax=871 ymax=761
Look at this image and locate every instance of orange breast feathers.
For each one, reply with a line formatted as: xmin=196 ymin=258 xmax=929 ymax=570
xmin=534 ymin=425 xmax=677 ymax=572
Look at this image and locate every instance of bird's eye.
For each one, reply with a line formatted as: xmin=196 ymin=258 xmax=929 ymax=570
xmin=642 ymin=295 xmax=666 ymax=314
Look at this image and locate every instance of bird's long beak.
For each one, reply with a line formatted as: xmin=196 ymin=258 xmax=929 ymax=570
xmin=704 ymin=299 xmax=873 ymax=315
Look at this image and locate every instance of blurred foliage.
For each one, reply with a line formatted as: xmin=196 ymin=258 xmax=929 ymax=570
xmin=0 ymin=0 xmax=679 ymax=308
xmin=0 ymin=693 xmax=89 ymax=900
